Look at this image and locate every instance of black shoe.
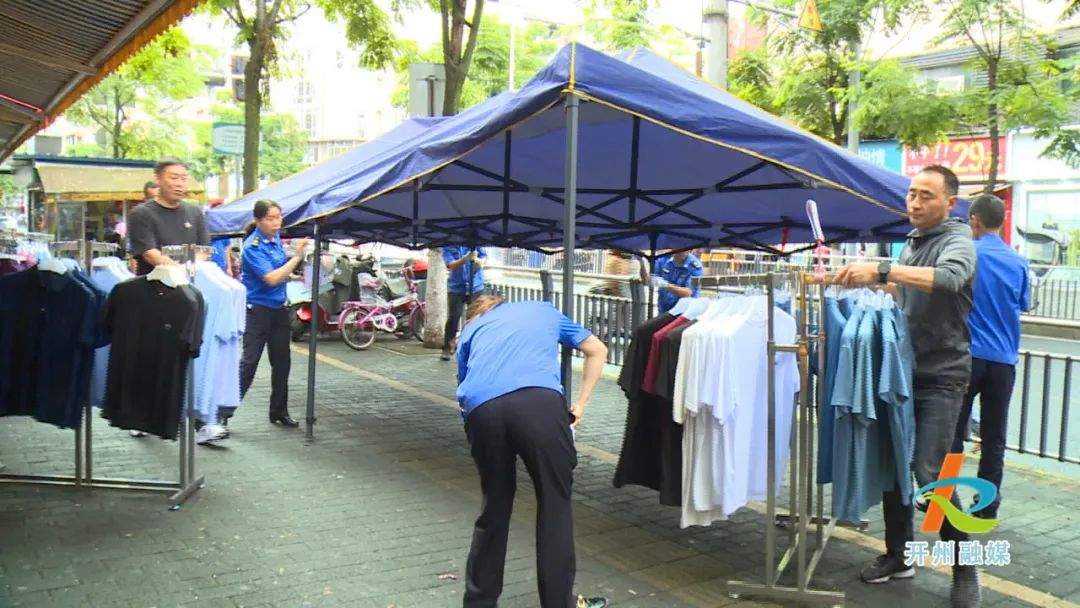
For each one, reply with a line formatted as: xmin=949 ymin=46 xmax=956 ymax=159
xmin=951 ymin=565 xmax=981 ymax=607
xmin=440 ymin=347 xmax=451 ymax=361
xmin=270 ymin=415 xmax=300 ymax=427
xmin=860 ymin=553 xmax=915 ymax=584
xmin=576 ymin=596 xmax=609 ymax=608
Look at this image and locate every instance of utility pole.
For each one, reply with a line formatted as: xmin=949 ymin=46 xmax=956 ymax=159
xmin=703 ymin=0 xmax=729 ymax=88
xmin=847 ymin=42 xmax=861 ymax=153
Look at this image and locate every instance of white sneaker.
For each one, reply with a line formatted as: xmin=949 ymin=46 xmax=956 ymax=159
xmin=129 ymin=430 xmax=146 ymax=438
xmin=196 ymin=424 xmax=227 ymax=445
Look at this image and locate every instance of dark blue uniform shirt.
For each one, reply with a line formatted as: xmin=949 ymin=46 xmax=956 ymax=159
xmin=657 ymin=254 xmax=703 ymax=313
xmin=443 ymin=246 xmax=487 ymax=295
xmin=242 ymin=230 xmax=289 ymax=308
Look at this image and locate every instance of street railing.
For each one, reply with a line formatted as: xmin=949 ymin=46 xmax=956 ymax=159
xmin=1014 ymin=350 xmax=1078 ymax=464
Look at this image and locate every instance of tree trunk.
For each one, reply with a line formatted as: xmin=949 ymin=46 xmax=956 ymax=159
xmin=243 ymin=42 xmax=264 ymax=194
xmin=423 ymin=248 xmax=448 ymax=348
xmin=985 ymin=56 xmax=1000 ymax=195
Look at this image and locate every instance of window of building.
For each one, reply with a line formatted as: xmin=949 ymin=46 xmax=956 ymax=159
xmin=356 ymin=113 xmax=366 ymax=139
xmin=304 ymin=112 xmax=317 ymax=137
xmin=296 ymin=80 xmax=312 ymax=105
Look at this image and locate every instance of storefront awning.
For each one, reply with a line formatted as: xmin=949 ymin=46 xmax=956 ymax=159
xmin=0 ymin=0 xmax=205 ymax=162
xmin=36 ymin=162 xmax=204 ymax=203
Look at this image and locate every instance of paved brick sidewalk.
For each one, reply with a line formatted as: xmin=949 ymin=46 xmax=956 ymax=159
xmin=1 ymin=336 xmax=1078 ymax=608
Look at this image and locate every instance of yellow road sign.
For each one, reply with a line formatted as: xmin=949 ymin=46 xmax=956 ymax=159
xmin=799 ymin=0 xmax=823 ymax=32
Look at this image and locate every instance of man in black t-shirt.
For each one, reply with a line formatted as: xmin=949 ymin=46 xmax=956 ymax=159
xmin=128 ymin=158 xmax=210 ymax=276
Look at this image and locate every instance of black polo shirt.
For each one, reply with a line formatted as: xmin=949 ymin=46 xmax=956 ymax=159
xmin=103 ymin=277 xmax=205 ymax=439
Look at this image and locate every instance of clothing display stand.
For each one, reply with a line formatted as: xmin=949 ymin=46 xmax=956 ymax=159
xmin=693 ymin=271 xmax=846 ymax=607
xmin=0 ymin=241 xmax=206 ymax=510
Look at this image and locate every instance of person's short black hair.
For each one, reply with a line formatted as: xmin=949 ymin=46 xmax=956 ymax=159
xmin=919 ymin=164 xmax=960 ymax=198
xmin=144 ymin=180 xmax=158 ymax=190
xmin=969 ymin=194 xmax=1006 ymax=230
xmin=154 ymin=158 xmax=189 ymax=175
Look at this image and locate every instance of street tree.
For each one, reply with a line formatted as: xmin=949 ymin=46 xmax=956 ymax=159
xmin=937 ymin=0 xmax=1077 ymax=191
xmin=65 ymin=29 xmax=206 ymax=159
xmin=190 ymin=99 xmax=307 ymax=190
xmin=740 ymin=0 xmax=953 ymax=148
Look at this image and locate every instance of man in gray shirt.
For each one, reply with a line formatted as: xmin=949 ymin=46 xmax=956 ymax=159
xmin=836 ymin=165 xmax=979 ymax=607
xmin=128 ymin=158 xmax=209 ymax=276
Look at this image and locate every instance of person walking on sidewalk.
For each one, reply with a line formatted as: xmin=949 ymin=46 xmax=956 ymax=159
xmin=951 ymin=194 xmax=1030 ymax=518
xmin=835 ymin=165 xmax=981 ymax=607
xmin=455 ymin=295 xmax=609 ymax=608
xmin=441 ymin=245 xmax=487 ymax=360
xmin=233 ymin=200 xmax=308 ymax=428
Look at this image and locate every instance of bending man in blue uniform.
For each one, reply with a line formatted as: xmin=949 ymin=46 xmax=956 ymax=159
xmin=441 ymin=245 xmax=487 ymax=360
xmin=651 ymin=250 xmax=703 ymax=314
xmin=234 ymin=200 xmax=308 ymax=428
xmin=456 ymin=294 xmax=609 ymax=608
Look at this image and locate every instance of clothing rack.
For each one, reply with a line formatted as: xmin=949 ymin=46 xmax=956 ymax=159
xmin=692 ymin=271 xmax=846 ymax=607
xmin=0 ymin=241 xmax=205 ymax=510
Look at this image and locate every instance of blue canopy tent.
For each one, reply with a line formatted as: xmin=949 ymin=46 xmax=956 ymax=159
xmin=208 ymin=42 xmax=934 ymax=440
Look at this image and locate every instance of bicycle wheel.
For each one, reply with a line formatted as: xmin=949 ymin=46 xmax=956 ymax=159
xmin=340 ymin=308 xmax=377 ymax=350
xmin=410 ymin=306 xmax=426 ymax=342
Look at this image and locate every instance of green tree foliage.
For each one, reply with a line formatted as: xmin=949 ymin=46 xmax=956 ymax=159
xmin=391 ymin=15 xmax=557 ymax=111
xmin=189 ymin=100 xmax=307 ymax=185
xmin=208 ymin=0 xmax=398 ymax=193
xmin=65 ymin=29 xmax=207 ymax=159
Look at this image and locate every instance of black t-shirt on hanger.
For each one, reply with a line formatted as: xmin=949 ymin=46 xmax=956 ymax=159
xmin=102 ymin=277 xmax=205 ymax=439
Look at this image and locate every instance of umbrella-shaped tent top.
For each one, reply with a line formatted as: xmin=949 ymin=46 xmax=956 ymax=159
xmin=210 ymin=43 xmax=921 ymax=253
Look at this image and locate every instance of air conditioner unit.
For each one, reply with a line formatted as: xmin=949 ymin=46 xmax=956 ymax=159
xmin=936 ymin=75 xmax=965 ymax=94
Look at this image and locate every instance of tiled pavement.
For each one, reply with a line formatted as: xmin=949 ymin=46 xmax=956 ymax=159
xmin=2 ymin=336 xmax=1079 ymax=608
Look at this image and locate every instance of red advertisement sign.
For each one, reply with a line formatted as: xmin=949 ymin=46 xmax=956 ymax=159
xmin=903 ymin=137 xmax=1008 ymax=180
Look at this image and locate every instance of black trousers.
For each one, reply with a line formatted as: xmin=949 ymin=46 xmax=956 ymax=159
xmin=883 ymin=384 xmax=969 ymax=557
xmin=444 ymin=291 xmax=478 ymax=348
xmin=237 ymin=304 xmax=292 ymax=418
xmin=951 ymin=358 xmax=1015 ymax=518
xmin=463 ymin=388 xmax=577 ymax=608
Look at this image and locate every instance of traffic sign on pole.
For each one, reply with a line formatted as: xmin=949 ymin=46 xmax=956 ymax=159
xmin=212 ymin=122 xmax=245 ymax=156
xmin=799 ymin=0 xmax=823 ymax=32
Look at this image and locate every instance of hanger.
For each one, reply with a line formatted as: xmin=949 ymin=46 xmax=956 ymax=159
xmin=668 ymin=296 xmax=697 ymax=316
xmin=38 ymin=257 xmax=68 ymax=274
xmin=147 ymin=263 xmax=190 ymax=287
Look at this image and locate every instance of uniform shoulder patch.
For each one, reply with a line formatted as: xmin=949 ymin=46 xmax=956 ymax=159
xmin=251 ymin=237 xmax=261 ymax=247
xmin=691 ymin=260 xmax=702 ymax=268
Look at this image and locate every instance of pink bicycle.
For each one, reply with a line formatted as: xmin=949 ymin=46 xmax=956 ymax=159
xmin=339 ymin=268 xmax=426 ymax=350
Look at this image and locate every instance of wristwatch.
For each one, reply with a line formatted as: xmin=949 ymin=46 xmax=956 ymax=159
xmin=878 ymin=261 xmax=891 ymax=285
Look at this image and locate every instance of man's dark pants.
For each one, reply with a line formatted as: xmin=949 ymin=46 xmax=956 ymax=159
xmin=444 ymin=291 xmax=478 ymax=348
xmin=883 ymin=384 xmax=970 ymax=557
xmin=463 ymin=388 xmax=577 ymax=608
xmin=952 ymin=358 xmax=1015 ymax=518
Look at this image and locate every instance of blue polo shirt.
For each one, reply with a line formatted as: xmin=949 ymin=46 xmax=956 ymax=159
xmin=455 ymin=300 xmax=592 ymax=418
xmin=443 ymin=246 xmax=487 ymax=294
xmin=969 ymin=234 xmax=1029 ymax=365
xmin=241 ymin=230 xmax=289 ymax=308
xmin=657 ymin=254 xmax=704 ymax=313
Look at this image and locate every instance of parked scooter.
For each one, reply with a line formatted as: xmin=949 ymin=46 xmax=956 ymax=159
xmin=288 ymin=251 xmax=379 ymax=341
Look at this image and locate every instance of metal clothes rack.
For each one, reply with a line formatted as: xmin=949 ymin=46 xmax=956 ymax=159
xmin=693 ymin=271 xmax=846 ymax=607
xmin=0 ymin=241 xmax=206 ymax=510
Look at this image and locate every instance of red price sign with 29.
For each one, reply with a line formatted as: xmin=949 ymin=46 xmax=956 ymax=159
xmin=902 ymin=138 xmax=1007 ymax=179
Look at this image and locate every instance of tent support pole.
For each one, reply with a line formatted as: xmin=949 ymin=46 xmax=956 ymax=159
xmin=412 ymin=180 xmax=420 ymax=246
xmin=629 ymin=117 xmax=641 ymax=225
xmin=561 ymin=93 xmax=580 ymax=395
xmin=648 ymin=232 xmax=657 ymax=317
xmin=305 ymin=225 xmax=322 ymax=442
xmin=503 ymin=131 xmax=512 ymax=241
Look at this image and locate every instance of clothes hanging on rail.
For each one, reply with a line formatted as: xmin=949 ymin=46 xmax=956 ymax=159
xmin=90 ymin=257 xmax=135 ymax=409
xmin=614 ymin=313 xmax=685 ymax=506
xmin=0 ymin=263 xmax=109 ymax=429
xmin=672 ymin=295 xmax=799 ymax=528
xmin=821 ymin=290 xmax=915 ymax=524
xmin=102 ymin=276 xmax=206 ymax=439
xmin=192 ymin=261 xmax=246 ymax=424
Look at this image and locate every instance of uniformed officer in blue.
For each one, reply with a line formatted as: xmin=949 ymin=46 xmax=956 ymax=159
xmin=455 ymin=294 xmax=611 ymax=608
xmin=235 ymin=200 xmax=308 ymax=428
xmin=652 ymin=250 xmax=704 ymax=313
